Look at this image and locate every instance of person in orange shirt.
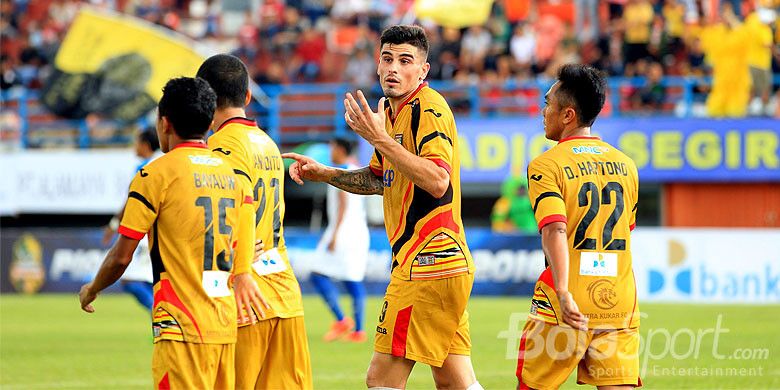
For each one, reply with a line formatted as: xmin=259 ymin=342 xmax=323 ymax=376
xmin=79 ymin=77 xmax=265 ymax=389
xmin=284 ymin=25 xmax=482 ymax=390
xmin=198 ymin=54 xmax=312 ymax=390
xmin=517 ymin=64 xmax=641 ymax=389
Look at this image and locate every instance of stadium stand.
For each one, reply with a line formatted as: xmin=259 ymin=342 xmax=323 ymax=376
xmin=1 ymin=0 xmax=779 ymax=148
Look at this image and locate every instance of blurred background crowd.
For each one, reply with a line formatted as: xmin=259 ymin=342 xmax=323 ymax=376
xmin=2 ymin=0 xmax=780 ymax=117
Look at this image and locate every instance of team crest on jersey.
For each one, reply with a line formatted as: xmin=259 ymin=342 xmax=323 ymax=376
xmin=587 ymin=279 xmax=619 ymax=310
xmin=572 ymin=146 xmax=609 ymax=155
xmin=394 ymin=134 xmax=403 ymax=144
xmin=188 ymin=155 xmax=223 ymax=166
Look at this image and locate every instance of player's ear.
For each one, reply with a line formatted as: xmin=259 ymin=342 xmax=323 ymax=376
xmin=160 ymin=116 xmax=172 ymax=136
xmin=420 ymin=62 xmax=430 ymax=81
xmin=244 ymin=88 xmax=252 ymax=107
xmin=563 ymin=107 xmax=577 ymax=126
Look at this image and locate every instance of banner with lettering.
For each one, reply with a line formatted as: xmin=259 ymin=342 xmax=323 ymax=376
xmin=0 ymin=228 xmax=544 ymax=296
xmin=360 ymin=118 xmax=780 ymax=183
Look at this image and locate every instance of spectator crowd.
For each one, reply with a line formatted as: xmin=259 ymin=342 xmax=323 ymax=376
xmin=2 ymin=0 xmax=780 ymax=116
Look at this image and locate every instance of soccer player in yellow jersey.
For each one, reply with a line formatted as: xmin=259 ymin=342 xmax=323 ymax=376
xmin=79 ymin=77 xmax=265 ymax=389
xmin=284 ymin=25 xmax=482 ymax=390
xmin=197 ymin=54 xmax=312 ymax=390
xmin=516 ymin=64 xmax=641 ymax=389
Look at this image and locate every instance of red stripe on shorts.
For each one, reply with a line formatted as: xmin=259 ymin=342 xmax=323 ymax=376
xmin=158 ymin=373 xmax=170 ymax=390
xmin=516 ymin=330 xmax=530 ymax=389
xmin=391 ymin=305 xmax=413 ymax=357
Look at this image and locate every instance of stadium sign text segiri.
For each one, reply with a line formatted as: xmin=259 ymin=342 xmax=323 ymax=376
xmin=366 ymin=118 xmax=779 ymax=183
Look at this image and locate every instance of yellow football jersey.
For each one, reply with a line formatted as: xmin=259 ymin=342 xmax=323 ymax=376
xmin=527 ymin=136 xmax=639 ymax=329
xmin=370 ymin=83 xmax=474 ymax=281
xmin=119 ymin=142 xmax=252 ymax=344
xmin=208 ymin=118 xmax=304 ymax=321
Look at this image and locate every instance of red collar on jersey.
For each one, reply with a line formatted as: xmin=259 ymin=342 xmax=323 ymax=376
xmin=216 ymin=117 xmax=257 ymax=132
xmin=387 ymin=82 xmax=428 ymax=124
xmin=558 ymin=135 xmax=600 ymax=144
xmin=173 ymin=141 xmax=207 ymax=150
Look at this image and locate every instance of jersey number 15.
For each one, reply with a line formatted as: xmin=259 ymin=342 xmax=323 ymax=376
xmin=195 ymin=196 xmax=235 ymax=272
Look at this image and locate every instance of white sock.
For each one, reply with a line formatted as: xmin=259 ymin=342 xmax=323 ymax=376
xmin=466 ymin=381 xmax=484 ymax=390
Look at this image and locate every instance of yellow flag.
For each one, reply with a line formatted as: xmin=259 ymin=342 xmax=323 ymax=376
xmin=42 ymin=8 xmax=204 ymax=121
xmin=414 ymin=0 xmax=495 ymax=28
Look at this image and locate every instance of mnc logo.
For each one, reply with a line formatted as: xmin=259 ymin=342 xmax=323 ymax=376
xmin=572 ymin=146 xmax=608 ymax=155
xmin=383 ymin=169 xmax=395 ymax=187
xmin=648 ymin=239 xmax=692 ymax=295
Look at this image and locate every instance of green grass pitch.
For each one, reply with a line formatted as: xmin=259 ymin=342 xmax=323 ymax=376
xmin=1 ymin=294 xmax=778 ymax=389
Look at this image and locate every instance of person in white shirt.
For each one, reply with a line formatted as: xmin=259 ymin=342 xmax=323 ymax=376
xmin=510 ymin=23 xmax=536 ymax=71
xmin=310 ymin=138 xmax=371 ymax=342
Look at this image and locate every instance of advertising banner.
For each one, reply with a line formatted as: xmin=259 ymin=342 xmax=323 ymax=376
xmin=0 ymin=227 xmax=543 ymax=296
xmin=631 ymin=228 xmax=780 ymax=303
xmin=359 ymin=118 xmax=780 ymax=183
xmin=0 ymin=150 xmax=137 ymax=215
xmin=3 ymin=227 xmax=778 ymax=303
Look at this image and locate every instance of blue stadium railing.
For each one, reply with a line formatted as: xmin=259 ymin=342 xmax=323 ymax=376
xmin=2 ymin=75 xmax=778 ymax=148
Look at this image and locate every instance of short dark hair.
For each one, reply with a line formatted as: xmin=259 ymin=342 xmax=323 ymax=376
xmin=332 ymin=137 xmax=354 ymax=155
xmin=555 ymin=64 xmax=607 ymax=127
xmin=158 ymin=77 xmax=216 ymax=139
xmin=138 ymin=127 xmax=159 ymax=151
xmin=196 ymin=54 xmax=249 ymax=109
xmin=380 ymin=25 xmax=429 ymax=60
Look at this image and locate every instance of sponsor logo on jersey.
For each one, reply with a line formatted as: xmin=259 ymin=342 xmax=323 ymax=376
xmin=213 ymin=147 xmax=231 ymax=155
xmin=572 ymin=145 xmax=609 ymax=155
xmin=188 ymin=155 xmax=223 ymax=166
xmin=580 ymin=252 xmax=618 ymax=277
xmin=530 ymin=174 xmax=543 ymax=181
xmin=424 ymin=108 xmax=442 ymax=117
xmin=383 ymin=169 xmax=395 ymax=187
xmin=139 ymin=168 xmax=149 ymax=177
xmin=394 ymin=133 xmax=403 ymax=144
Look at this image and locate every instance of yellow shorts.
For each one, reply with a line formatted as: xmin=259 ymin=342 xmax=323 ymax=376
xmin=235 ymin=316 xmax=312 ymax=390
xmin=374 ymin=273 xmax=473 ymax=367
xmin=516 ymin=319 xmax=642 ymax=390
xmin=152 ymin=340 xmax=234 ymax=390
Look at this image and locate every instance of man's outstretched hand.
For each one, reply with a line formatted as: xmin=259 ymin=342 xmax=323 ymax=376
xmin=281 ymin=153 xmax=331 ymax=185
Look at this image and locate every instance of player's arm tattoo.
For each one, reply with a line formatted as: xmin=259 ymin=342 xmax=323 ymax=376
xmin=328 ymin=167 xmax=384 ymax=195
